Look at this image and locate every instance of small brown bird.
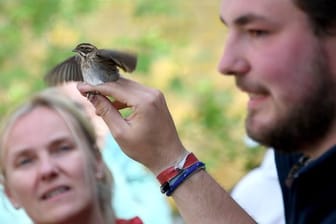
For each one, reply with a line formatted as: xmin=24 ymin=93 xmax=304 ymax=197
xmin=45 ymin=43 xmax=137 ymax=86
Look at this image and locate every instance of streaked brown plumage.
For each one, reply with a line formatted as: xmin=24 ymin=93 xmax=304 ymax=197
xmin=45 ymin=43 xmax=137 ymax=86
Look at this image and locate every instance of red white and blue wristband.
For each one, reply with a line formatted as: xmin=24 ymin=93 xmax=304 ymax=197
xmin=157 ymin=152 xmax=206 ymax=196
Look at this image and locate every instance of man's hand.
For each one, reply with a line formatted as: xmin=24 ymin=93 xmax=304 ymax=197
xmin=77 ymin=78 xmax=187 ymax=174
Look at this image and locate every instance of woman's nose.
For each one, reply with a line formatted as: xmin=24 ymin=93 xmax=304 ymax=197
xmin=38 ymin=155 xmax=59 ymax=181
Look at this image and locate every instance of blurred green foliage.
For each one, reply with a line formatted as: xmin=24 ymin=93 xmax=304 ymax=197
xmin=0 ymin=0 xmax=100 ymax=113
xmin=133 ymin=0 xmax=178 ymax=16
xmin=0 ymin=0 xmax=265 ymax=189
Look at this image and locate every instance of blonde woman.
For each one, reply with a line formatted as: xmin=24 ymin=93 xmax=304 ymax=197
xmin=0 ymin=88 xmax=142 ymax=224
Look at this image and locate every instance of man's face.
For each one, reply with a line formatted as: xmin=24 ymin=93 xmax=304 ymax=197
xmin=218 ymin=0 xmax=335 ymax=153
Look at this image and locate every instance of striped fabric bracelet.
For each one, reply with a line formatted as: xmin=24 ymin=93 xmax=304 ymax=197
xmin=163 ymin=161 xmax=206 ymax=196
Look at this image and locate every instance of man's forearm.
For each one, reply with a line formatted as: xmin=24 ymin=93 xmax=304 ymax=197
xmin=172 ymin=170 xmax=256 ymax=224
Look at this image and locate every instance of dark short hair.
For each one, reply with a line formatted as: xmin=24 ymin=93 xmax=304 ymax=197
xmin=294 ymin=0 xmax=336 ymax=36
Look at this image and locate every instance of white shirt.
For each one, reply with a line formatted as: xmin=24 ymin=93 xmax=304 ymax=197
xmin=231 ymin=149 xmax=285 ymax=224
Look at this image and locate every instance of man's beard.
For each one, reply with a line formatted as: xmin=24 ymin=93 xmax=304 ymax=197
xmin=246 ymin=52 xmax=336 ymax=153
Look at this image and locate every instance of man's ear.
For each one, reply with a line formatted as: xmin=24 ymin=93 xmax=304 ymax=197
xmin=4 ymin=183 xmax=21 ymax=209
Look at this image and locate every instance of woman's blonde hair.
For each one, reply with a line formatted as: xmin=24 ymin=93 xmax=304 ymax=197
xmin=0 ymin=88 xmax=115 ymax=223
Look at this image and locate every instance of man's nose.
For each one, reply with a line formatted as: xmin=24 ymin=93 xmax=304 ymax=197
xmin=217 ymin=35 xmax=250 ymax=76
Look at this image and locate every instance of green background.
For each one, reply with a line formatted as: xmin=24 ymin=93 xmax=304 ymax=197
xmin=0 ymin=0 xmax=265 ymax=198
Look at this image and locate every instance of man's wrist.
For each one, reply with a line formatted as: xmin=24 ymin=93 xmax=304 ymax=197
xmin=156 ymin=152 xmax=206 ymax=196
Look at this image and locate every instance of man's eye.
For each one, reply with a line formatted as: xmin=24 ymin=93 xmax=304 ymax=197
xmin=248 ymin=29 xmax=268 ymax=37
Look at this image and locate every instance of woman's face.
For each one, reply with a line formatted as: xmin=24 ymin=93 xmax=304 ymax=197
xmin=2 ymin=106 xmax=103 ymax=224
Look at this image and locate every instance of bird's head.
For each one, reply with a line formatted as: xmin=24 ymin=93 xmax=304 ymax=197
xmin=73 ymin=43 xmax=97 ymax=57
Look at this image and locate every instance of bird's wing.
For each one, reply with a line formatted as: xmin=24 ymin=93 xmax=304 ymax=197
xmin=44 ymin=55 xmax=83 ymax=86
xmin=97 ymin=49 xmax=137 ymax=73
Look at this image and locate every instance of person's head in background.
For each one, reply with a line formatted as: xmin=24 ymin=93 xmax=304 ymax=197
xmin=0 ymin=88 xmax=114 ymax=224
xmin=218 ymin=0 xmax=336 ymax=157
xmin=58 ymin=81 xmax=109 ymax=148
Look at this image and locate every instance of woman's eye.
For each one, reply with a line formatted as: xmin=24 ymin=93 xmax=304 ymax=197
xmin=58 ymin=145 xmax=70 ymax=152
xmin=16 ymin=157 xmax=33 ymax=167
xmin=55 ymin=144 xmax=74 ymax=153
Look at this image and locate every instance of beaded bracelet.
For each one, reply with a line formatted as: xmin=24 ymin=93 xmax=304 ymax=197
xmin=163 ymin=161 xmax=206 ymax=196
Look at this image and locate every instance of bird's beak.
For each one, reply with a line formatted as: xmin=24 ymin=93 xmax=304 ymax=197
xmin=72 ymin=48 xmax=78 ymax=53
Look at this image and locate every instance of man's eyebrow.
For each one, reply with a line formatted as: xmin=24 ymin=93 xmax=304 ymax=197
xmin=220 ymin=13 xmax=270 ymax=26
xmin=235 ymin=13 xmax=270 ymax=26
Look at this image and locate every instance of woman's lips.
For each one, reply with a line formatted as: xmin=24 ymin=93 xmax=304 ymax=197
xmin=41 ymin=186 xmax=71 ymax=201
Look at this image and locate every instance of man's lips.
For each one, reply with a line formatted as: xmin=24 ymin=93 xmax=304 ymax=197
xmin=249 ymin=92 xmax=267 ymax=100
xmin=40 ymin=186 xmax=71 ymax=200
xmin=235 ymin=78 xmax=270 ymax=110
xmin=247 ymin=92 xmax=268 ymax=109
